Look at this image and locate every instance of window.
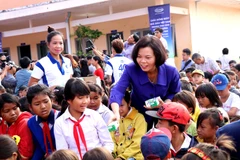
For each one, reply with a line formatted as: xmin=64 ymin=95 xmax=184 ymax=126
xmin=2 ymin=47 xmax=10 ymax=56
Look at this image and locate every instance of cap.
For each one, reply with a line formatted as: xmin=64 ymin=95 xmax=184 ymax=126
xmin=211 ymin=74 xmax=229 ymax=90
xmin=141 ymin=127 xmax=172 ymax=160
xmin=192 ymin=69 xmax=204 ymax=77
xmin=146 ymin=102 xmax=191 ymax=125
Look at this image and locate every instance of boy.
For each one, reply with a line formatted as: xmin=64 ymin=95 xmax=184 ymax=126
xmin=0 ymin=93 xmax=33 ymax=159
xmin=185 ymin=67 xmax=195 ymax=83
xmin=27 ymin=84 xmax=60 ymax=159
xmin=192 ymin=69 xmax=205 ymax=86
xmin=180 ymin=48 xmax=194 ymax=72
xmin=146 ymin=102 xmax=198 ymax=159
xmin=141 ymin=127 xmax=172 ymax=160
xmin=211 ymin=73 xmax=240 ymax=117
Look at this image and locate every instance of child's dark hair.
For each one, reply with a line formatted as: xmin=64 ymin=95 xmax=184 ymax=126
xmin=88 ymin=84 xmax=103 ymax=96
xmin=182 ymin=48 xmax=191 ymax=55
xmin=0 ymin=135 xmax=21 ymax=160
xmin=173 ymin=90 xmax=196 ymax=114
xmin=182 ymin=135 xmax=235 ymax=160
xmin=197 ymin=108 xmax=225 ymax=129
xmin=123 ymin=90 xmax=131 ymax=104
xmin=180 ymin=79 xmax=193 ymax=93
xmin=19 ymin=97 xmax=31 ymax=113
xmin=47 ymin=26 xmax=64 ymax=43
xmin=195 ymin=83 xmax=222 ymax=107
xmin=83 ymin=147 xmax=114 ymax=160
xmin=185 ymin=67 xmax=195 ymax=74
xmin=60 ymin=78 xmax=90 ymax=115
xmin=0 ymin=93 xmax=20 ymax=110
xmin=46 ymin=149 xmax=78 ymax=160
xmin=204 ymin=71 xmax=213 ymax=82
xmin=169 ymin=121 xmax=186 ymax=133
xmin=53 ymin=86 xmax=65 ymax=106
xmin=27 ymin=84 xmax=54 ymax=104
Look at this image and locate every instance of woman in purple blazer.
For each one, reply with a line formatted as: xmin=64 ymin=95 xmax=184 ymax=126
xmin=110 ymin=36 xmax=180 ymax=128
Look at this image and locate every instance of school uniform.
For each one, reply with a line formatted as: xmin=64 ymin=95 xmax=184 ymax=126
xmin=113 ymin=107 xmax=147 ymax=160
xmin=54 ymin=108 xmax=114 ymax=159
xmin=31 ymin=53 xmax=73 ymax=87
xmin=27 ymin=109 xmax=59 ymax=160
xmin=0 ymin=112 xmax=34 ymax=159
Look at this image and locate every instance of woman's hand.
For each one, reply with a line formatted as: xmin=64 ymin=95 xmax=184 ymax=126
xmin=144 ymin=97 xmax=164 ymax=110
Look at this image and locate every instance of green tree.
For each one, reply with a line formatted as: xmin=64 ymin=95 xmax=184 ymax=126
xmin=74 ymin=24 xmax=103 ymax=56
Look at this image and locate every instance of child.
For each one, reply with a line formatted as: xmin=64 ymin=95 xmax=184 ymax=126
xmin=54 ymin=78 xmax=113 ymax=159
xmin=185 ymin=67 xmax=195 ymax=83
xmin=211 ymin=73 xmax=240 ymax=117
xmin=52 ymin=86 xmax=64 ymax=110
xmin=87 ymin=83 xmax=113 ymax=124
xmin=46 ymin=149 xmax=79 ymax=160
xmin=146 ymin=102 xmax=198 ymax=159
xmin=197 ymin=108 xmax=225 ymax=144
xmin=192 ymin=69 xmax=205 ymax=86
xmin=172 ymin=90 xmax=198 ymax=137
xmin=141 ymin=127 xmax=172 ymax=160
xmin=112 ymin=91 xmax=147 ymax=160
xmin=27 ymin=84 xmax=60 ymax=159
xmin=0 ymin=93 xmax=33 ymax=159
xmin=0 ymin=135 xmax=21 ymax=160
xmin=18 ymin=85 xmax=28 ymax=98
xmin=182 ymin=135 xmax=235 ymax=160
xmin=83 ymin=147 xmax=114 ymax=160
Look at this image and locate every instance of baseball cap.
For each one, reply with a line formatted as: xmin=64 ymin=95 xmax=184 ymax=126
xmin=192 ymin=69 xmax=204 ymax=77
xmin=146 ymin=102 xmax=191 ymax=125
xmin=211 ymin=73 xmax=229 ymax=90
xmin=141 ymin=127 xmax=172 ymax=160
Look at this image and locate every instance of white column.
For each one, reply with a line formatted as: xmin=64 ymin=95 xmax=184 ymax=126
xmin=65 ymin=12 xmax=72 ymax=54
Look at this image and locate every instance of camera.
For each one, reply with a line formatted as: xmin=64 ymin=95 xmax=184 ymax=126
xmin=85 ymin=39 xmax=95 ymax=53
xmin=110 ymin=33 xmax=121 ymax=41
xmin=0 ymin=54 xmax=11 ymax=69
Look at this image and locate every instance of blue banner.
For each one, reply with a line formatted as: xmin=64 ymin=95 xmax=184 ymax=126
xmin=148 ymin=4 xmax=174 ymax=58
xmin=0 ymin=32 xmax=2 ymax=52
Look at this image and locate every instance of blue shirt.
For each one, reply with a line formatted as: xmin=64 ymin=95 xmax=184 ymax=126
xmin=216 ymin=120 xmax=240 ymax=159
xmin=122 ymin=42 xmax=135 ymax=60
xmin=15 ymin=69 xmax=32 ymax=94
xmin=109 ymin=63 xmax=180 ymax=123
xmin=28 ymin=109 xmax=59 ymax=160
xmin=180 ymin=59 xmax=194 ymax=71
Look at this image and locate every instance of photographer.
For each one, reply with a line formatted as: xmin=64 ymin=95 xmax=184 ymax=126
xmin=122 ymin=33 xmax=139 ymax=60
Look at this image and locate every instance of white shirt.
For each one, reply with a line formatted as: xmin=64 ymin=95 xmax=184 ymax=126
xmin=31 ymin=53 xmax=73 ymax=87
xmin=195 ymin=57 xmax=220 ymax=73
xmin=223 ymin=92 xmax=240 ymax=116
xmin=160 ymin=37 xmax=168 ymax=49
xmin=165 ymin=58 xmax=176 ymax=68
xmin=170 ymin=133 xmax=191 ymax=153
xmin=219 ymin=55 xmax=230 ymax=71
xmin=88 ymin=64 xmax=96 ymax=74
xmin=105 ymin=54 xmax=132 ymax=83
xmin=97 ymin=104 xmax=114 ymax=125
xmin=54 ymin=108 xmax=114 ymax=159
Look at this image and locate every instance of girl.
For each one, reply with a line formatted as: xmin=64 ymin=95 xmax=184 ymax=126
xmin=54 ymin=78 xmax=113 ymax=159
xmin=182 ymin=135 xmax=235 ymax=160
xmin=92 ymin=56 xmax=104 ymax=80
xmin=112 ymin=91 xmax=147 ymax=160
xmin=28 ymin=26 xmax=73 ymax=88
xmin=195 ymin=83 xmax=229 ymax=123
xmin=80 ymin=59 xmax=90 ymax=77
xmin=27 ymin=84 xmax=60 ymax=159
xmin=172 ymin=90 xmax=198 ymax=136
xmin=0 ymin=93 xmax=33 ymax=159
xmin=52 ymin=86 xmax=65 ymax=110
xmin=195 ymin=83 xmax=222 ymax=109
xmin=0 ymin=135 xmax=21 ymax=160
xmin=87 ymin=83 xmax=113 ymax=124
xmin=197 ymin=108 xmax=225 ymax=144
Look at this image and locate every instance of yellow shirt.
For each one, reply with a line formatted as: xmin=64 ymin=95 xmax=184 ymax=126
xmin=191 ymin=104 xmax=201 ymax=122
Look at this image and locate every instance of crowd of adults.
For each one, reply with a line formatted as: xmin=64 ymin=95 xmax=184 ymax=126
xmin=0 ymin=26 xmax=240 ymax=160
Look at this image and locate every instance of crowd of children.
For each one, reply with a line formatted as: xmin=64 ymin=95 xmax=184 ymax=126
xmin=1 ymin=26 xmax=240 ymax=160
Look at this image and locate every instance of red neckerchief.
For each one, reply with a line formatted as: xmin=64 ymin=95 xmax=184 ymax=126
xmin=42 ymin=122 xmax=55 ymax=157
xmin=70 ymin=115 xmax=88 ymax=159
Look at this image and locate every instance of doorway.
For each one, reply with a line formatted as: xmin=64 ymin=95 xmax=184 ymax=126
xmin=17 ymin=45 xmax=31 ymax=60
xmin=37 ymin=43 xmax=48 ymax=59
